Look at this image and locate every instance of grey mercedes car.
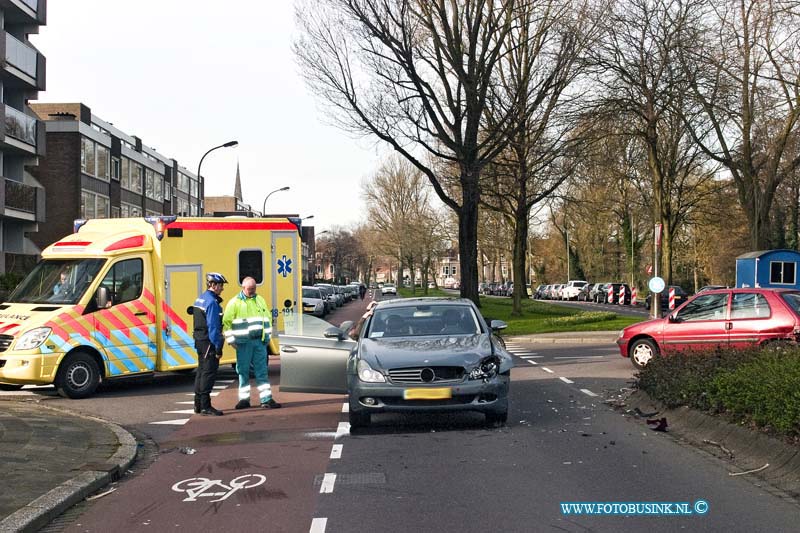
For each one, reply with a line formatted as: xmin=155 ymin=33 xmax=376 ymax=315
xmin=279 ymin=297 xmax=512 ymax=429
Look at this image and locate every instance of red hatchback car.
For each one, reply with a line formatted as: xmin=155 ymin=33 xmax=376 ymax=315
xmin=617 ymin=288 xmax=800 ymax=369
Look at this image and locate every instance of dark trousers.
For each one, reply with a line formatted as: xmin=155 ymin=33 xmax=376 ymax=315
xmin=194 ymin=342 xmax=219 ymax=410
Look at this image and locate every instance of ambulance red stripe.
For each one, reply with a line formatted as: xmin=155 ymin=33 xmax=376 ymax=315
xmin=170 ymin=221 xmax=297 ymax=231
xmin=161 ymin=301 xmax=188 ymax=332
xmin=58 ymin=312 xmax=91 ymax=339
xmin=0 ymin=323 xmax=19 ymax=333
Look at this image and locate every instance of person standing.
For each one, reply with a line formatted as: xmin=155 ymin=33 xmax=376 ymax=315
xmin=359 ymin=283 xmax=367 ymax=300
xmin=223 ymin=276 xmax=282 ymax=410
xmin=193 ymin=272 xmax=228 ymax=416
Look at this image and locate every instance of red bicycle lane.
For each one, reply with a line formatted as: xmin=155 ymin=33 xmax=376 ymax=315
xmin=65 ymin=367 xmax=346 ymax=533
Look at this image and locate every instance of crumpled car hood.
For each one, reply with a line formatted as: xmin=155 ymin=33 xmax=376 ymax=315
xmin=360 ymin=334 xmax=502 ymax=369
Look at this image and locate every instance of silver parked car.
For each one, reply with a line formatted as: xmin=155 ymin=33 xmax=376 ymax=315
xmin=279 ymin=297 xmax=512 ymax=429
xmin=302 ymin=286 xmax=326 ymax=317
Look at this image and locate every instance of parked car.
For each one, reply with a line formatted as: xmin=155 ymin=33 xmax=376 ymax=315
xmin=589 ymin=282 xmax=608 ymax=303
xmin=561 ymin=280 xmax=588 ymax=300
xmin=576 ymin=283 xmax=593 ymax=301
xmin=302 ymin=286 xmax=326 ymax=317
xmin=381 ymin=283 xmax=397 ymax=295
xmin=534 ymin=285 xmax=546 ymax=299
xmin=279 ymin=297 xmax=512 ymax=428
xmin=617 ymin=288 xmax=800 ymax=369
xmin=645 ymin=285 xmax=688 ymax=313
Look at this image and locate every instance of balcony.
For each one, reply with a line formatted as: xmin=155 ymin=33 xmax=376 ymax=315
xmin=5 ymin=32 xmax=37 ymax=78
xmin=4 ymin=105 xmax=36 ymax=146
xmin=4 ymin=179 xmax=36 ymax=213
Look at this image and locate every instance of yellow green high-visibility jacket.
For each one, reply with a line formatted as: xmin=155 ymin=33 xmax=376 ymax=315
xmin=222 ymin=291 xmax=272 ymax=344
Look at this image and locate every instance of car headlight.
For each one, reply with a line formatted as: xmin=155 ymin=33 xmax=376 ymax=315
xmin=15 ymin=327 xmax=52 ymax=351
xmin=469 ymin=356 xmax=500 ymax=380
xmin=357 ymin=359 xmax=386 ymax=383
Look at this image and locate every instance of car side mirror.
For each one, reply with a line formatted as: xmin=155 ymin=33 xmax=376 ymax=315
xmin=490 ymin=319 xmax=508 ymax=331
xmin=667 ymin=314 xmax=679 ymax=323
xmin=339 ymin=320 xmax=354 ymax=333
xmin=323 ymin=325 xmax=351 ymax=340
xmin=95 ymin=286 xmax=110 ymax=309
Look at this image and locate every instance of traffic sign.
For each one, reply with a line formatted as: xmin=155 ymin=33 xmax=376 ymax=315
xmin=648 ymin=276 xmax=665 ymax=293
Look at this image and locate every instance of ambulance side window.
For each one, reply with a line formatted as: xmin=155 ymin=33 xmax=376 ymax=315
xmin=239 ymin=250 xmax=263 ymax=285
xmin=100 ymin=258 xmax=143 ymax=306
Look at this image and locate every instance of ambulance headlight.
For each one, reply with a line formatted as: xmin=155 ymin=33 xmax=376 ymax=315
xmin=15 ymin=328 xmax=52 ymax=350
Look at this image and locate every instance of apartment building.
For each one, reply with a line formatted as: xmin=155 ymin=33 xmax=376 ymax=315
xmin=28 ymin=102 xmax=204 ymax=251
xmin=0 ymin=0 xmax=47 ymax=273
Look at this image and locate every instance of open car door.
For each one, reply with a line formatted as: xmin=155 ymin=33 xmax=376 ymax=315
xmin=278 ymin=314 xmax=353 ymax=394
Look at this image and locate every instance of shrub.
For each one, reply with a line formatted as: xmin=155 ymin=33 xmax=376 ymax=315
xmin=708 ymin=353 xmax=800 ymax=436
xmin=542 ymin=311 xmax=616 ymax=327
xmin=636 ymin=345 xmax=800 ymax=438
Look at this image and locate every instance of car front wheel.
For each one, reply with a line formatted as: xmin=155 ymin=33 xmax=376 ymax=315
xmin=630 ymin=339 xmax=658 ymax=370
xmin=349 ymin=410 xmax=370 ymax=430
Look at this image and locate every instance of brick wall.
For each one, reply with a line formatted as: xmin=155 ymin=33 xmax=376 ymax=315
xmin=28 ymin=132 xmax=81 ymax=249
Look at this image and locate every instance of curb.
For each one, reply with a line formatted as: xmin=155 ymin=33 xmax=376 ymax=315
xmin=506 ymin=332 xmax=620 ymax=344
xmin=621 ymin=390 xmax=799 ymax=499
xmin=0 ymin=404 xmax=138 ymax=533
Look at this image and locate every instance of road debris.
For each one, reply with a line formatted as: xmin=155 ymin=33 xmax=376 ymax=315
xmin=729 ymin=463 xmax=769 ymax=476
xmin=646 ymin=417 xmax=668 ymax=432
xmin=86 ymin=487 xmax=116 ymax=501
xmin=179 ymin=447 xmax=197 ymax=455
xmin=702 ymin=439 xmax=734 ymax=458
xmin=634 ymin=407 xmax=659 ymax=418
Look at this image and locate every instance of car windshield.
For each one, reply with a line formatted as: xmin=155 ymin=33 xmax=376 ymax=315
xmin=302 ymin=287 xmax=322 ymax=299
xmin=7 ymin=258 xmax=106 ymax=305
xmin=367 ymin=304 xmax=481 ymax=338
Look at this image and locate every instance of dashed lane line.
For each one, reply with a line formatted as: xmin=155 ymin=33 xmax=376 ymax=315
xmin=320 ymin=473 xmax=337 ymax=493
xmin=163 ymin=409 xmax=195 ymax=414
xmin=559 ymin=377 xmax=574 ymax=384
xmin=581 ymin=388 xmax=598 ymax=397
xmin=185 ymin=392 xmax=219 ymax=397
xmin=310 ymin=518 xmax=327 ymax=533
xmin=335 ymin=422 xmax=350 ymax=439
xmin=330 ymin=444 xmax=343 ymax=459
xmin=541 ymin=367 xmax=555 ymax=374
xmin=526 ymin=360 xmax=538 ymax=365
xmin=341 ymin=403 xmax=349 ymax=413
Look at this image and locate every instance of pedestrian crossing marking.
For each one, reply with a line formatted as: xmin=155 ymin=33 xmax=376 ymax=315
xmin=150 ymin=418 xmax=190 ymax=425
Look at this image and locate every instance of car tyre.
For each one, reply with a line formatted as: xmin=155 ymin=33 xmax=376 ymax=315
xmin=349 ymin=410 xmax=370 ymax=430
xmin=630 ymin=339 xmax=658 ymax=370
xmin=56 ymin=351 xmax=101 ymax=399
xmin=485 ymin=410 xmax=508 ymax=427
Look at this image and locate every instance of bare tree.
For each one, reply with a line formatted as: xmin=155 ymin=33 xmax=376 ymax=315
xmin=479 ymin=0 xmax=598 ymax=315
xmin=681 ymin=0 xmax=800 ymax=249
xmin=294 ymin=0 xmax=526 ymax=303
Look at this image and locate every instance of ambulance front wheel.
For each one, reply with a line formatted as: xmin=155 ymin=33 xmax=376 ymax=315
xmin=56 ymin=352 xmax=101 ymax=399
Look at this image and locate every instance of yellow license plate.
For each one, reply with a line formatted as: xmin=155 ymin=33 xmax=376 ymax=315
xmin=403 ymin=388 xmax=452 ymax=400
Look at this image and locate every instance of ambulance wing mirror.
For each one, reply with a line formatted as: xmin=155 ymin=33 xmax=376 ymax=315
xmin=95 ymin=287 xmax=110 ymax=309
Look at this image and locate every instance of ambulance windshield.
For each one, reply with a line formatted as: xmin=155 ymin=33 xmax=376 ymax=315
xmin=7 ymin=258 xmax=106 ymax=305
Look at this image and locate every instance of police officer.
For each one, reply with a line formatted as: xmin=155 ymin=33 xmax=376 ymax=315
xmin=193 ymin=272 xmax=228 ymax=416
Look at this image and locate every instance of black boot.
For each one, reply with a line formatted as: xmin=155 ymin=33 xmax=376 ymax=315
xmin=194 ymin=396 xmax=201 ymax=414
xmin=200 ymin=406 xmax=224 ymax=416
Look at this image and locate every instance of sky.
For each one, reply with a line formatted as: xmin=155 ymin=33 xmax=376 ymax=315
xmin=31 ymin=1 xmax=388 ymax=231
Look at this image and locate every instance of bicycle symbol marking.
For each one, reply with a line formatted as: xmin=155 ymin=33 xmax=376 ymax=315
xmin=171 ymin=474 xmax=266 ymax=502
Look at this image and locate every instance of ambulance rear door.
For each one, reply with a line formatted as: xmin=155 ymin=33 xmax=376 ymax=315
xmin=271 ymin=231 xmax=300 ymax=334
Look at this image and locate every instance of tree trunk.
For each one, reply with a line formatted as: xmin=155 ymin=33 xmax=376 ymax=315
xmin=458 ymin=173 xmax=481 ymax=305
xmin=511 ymin=208 xmax=528 ymax=317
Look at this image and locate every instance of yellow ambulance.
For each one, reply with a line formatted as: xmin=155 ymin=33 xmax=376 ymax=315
xmin=0 ymin=216 xmax=302 ymax=398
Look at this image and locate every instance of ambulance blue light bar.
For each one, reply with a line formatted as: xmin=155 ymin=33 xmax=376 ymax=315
xmin=144 ymin=215 xmax=178 ymax=240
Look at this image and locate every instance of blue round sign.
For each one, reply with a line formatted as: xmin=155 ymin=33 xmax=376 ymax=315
xmin=648 ymin=276 xmax=666 ymax=293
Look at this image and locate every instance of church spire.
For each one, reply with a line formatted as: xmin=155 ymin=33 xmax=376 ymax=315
xmin=234 ymin=161 xmax=242 ymax=201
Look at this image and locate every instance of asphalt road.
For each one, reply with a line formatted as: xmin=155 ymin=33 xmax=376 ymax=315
xmin=12 ymin=291 xmax=798 ymax=532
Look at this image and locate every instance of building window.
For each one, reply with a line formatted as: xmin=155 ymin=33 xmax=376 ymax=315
xmin=177 ymin=172 xmax=190 ymax=193
xmin=176 ymin=197 xmax=190 ymax=216
xmin=81 ymin=190 xmax=110 ymax=219
xmin=769 ymin=261 xmax=796 ymax=285
xmin=121 ymin=202 xmax=142 ymax=218
xmin=111 ymin=157 xmax=121 ymax=181
xmin=189 ymin=178 xmax=198 ymax=198
xmin=164 ymin=182 xmax=172 ymax=200
xmin=130 ymin=163 xmax=143 ymax=194
xmin=238 ymin=250 xmax=264 ymax=284
xmin=111 ymin=206 xmax=121 ymax=218
xmin=96 ymin=144 xmax=110 ymax=181
xmin=145 ymin=168 xmax=164 ymax=201
xmin=81 ymin=137 xmax=96 ymax=176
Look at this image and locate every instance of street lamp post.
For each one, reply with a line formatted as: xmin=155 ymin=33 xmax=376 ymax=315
xmin=196 ymin=141 xmax=238 ymax=199
xmin=262 ymin=186 xmax=290 ymax=216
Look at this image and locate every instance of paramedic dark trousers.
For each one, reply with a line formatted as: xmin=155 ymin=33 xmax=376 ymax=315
xmin=194 ymin=343 xmax=219 ymax=411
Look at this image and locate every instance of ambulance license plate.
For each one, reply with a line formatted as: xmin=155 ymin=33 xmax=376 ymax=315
xmin=403 ymin=388 xmax=452 ymax=400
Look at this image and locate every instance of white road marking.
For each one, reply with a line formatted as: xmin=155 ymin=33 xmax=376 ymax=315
xmin=330 ymin=444 xmax=343 ymax=459
xmin=149 ymin=418 xmax=190 ymax=425
xmin=519 ymin=355 xmax=543 ymax=359
xmin=581 ymin=389 xmax=598 ymax=397
xmin=176 ymin=401 xmax=195 ymax=405
xmin=335 ymin=422 xmax=350 ymax=439
xmin=559 ymin=377 xmax=574 ymax=384
xmin=541 ymin=367 xmax=555 ymax=374
xmin=527 ymin=360 xmax=538 ymax=365
xmin=320 ymin=473 xmax=336 ymax=493
xmin=212 ymin=385 xmax=228 ymax=389
xmin=217 ymin=380 xmax=235 ymax=383
xmin=164 ymin=409 xmax=195 ymax=414
xmin=310 ymin=518 xmax=328 ymax=533
xmin=341 ymin=403 xmax=349 ymax=413
xmin=186 ymin=392 xmax=219 ymax=397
